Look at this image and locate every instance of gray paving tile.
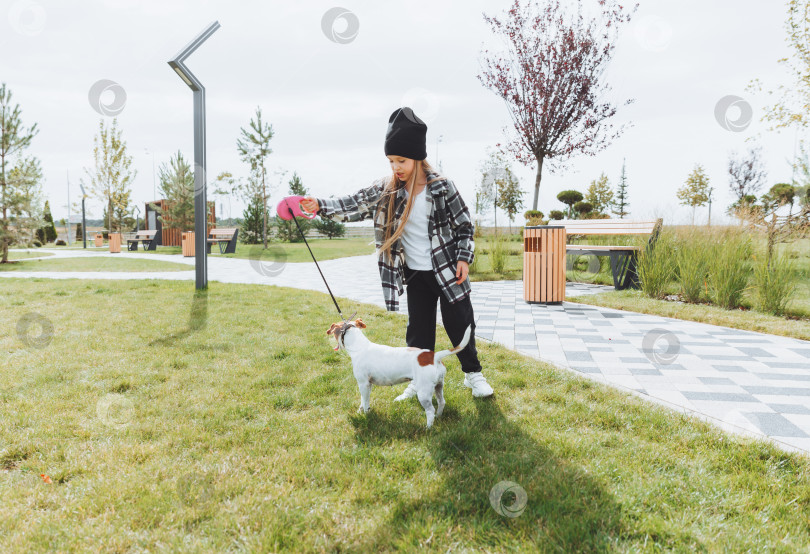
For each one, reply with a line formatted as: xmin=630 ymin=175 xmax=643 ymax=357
xmin=620 ymin=357 xmax=652 ymax=364
xmin=744 ymin=386 xmax=810 ymax=397
xmin=698 ymin=377 xmax=736 ymax=385
xmin=768 ymin=404 xmax=810 ymax=415
xmin=762 ymin=362 xmax=810 ymax=370
xmin=735 ymin=347 xmax=775 ymax=357
xmin=744 ymin=413 xmax=809 ymax=438
xmin=682 ymin=392 xmax=758 ymax=402
xmin=629 ymin=368 xmax=662 ymax=376
xmin=565 ymin=351 xmax=594 ymax=362
xmin=755 ymin=373 xmax=810 ymax=382
xmin=713 ymin=365 xmax=748 ymax=373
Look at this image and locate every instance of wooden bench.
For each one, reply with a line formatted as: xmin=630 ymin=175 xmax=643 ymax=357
xmin=127 ymin=229 xmax=159 ymax=251
xmin=206 ymin=228 xmax=239 ymax=254
xmin=556 ymin=218 xmax=663 ymax=290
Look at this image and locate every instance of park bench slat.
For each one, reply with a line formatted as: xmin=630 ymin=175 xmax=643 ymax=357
xmin=547 ymin=218 xmax=663 ymax=290
xmin=126 ymin=229 xmax=159 ymax=251
xmin=206 ymin=228 xmax=239 ymax=254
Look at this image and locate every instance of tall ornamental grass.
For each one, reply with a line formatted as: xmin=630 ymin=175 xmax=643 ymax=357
xmin=752 ymin=249 xmax=800 ymax=316
xmin=705 ymin=228 xmax=753 ymax=310
xmin=489 ymin=232 xmax=508 ymax=274
xmin=636 ymin=229 xmax=676 ymax=299
xmin=674 ymin=228 xmax=712 ymax=303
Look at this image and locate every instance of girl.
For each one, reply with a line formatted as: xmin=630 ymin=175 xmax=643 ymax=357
xmin=301 ymin=107 xmax=494 ymax=398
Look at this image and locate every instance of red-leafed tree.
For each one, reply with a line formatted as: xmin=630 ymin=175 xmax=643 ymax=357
xmin=477 ymin=0 xmax=639 ymax=211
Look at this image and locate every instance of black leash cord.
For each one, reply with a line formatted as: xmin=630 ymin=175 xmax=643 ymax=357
xmin=285 ymin=201 xmax=348 ymax=322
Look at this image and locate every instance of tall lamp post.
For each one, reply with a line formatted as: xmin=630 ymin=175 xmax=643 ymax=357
xmin=168 ymin=21 xmax=220 ymax=290
xmin=79 ymin=183 xmax=88 ymax=249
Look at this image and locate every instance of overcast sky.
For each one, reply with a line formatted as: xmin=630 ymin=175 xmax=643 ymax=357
xmin=0 ymin=0 xmax=801 ymax=227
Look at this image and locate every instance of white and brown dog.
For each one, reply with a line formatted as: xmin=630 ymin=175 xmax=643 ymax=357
xmin=327 ymin=318 xmax=472 ymax=429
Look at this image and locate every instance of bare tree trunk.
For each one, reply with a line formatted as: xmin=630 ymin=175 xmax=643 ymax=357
xmin=1 ymin=152 xmax=7 ymax=263
xmin=262 ymin=166 xmax=267 ymax=249
xmin=532 ymin=156 xmax=545 ymax=211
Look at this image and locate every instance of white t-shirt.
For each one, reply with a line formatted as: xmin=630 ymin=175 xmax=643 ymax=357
xmin=400 ymin=187 xmax=432 ymax=270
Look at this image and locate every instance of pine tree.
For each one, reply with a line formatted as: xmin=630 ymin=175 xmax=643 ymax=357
xmin=40 ymin=200 xmax=57 ymax=242
xmin=237 ymin=106 xmax=274 ymax=248
xmin=612 ymin=158 xmax=630 ymax=218
xmin=0 ymin=82 xmax=42 ymax=262
xmin=311 ymin=218 xmax=345 ymax=239
xmin=240 ymin=195 xmax=265 ymax=244
xmin=153 ymin=151 xmax=196 ymax=232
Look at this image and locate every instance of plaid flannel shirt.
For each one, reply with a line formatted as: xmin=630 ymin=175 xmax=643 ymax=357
xmin=316 ymin=172 xmax=475 ymax=312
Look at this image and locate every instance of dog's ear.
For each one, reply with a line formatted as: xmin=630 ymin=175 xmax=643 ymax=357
xmin=354 ymin=318 xmax=366 ymax=329
xmin=326 ymin=323 xmax=339 ymax=335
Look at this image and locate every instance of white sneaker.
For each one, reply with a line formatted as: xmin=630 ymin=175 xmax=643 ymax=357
xmin=394 ymin=381 xmax=418 ymax=401
xmin=463 ymin=372 xmax=494 ymax=397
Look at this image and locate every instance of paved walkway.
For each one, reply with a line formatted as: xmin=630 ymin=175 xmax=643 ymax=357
xmin=5 ymin=248 xmax=810 ymax=457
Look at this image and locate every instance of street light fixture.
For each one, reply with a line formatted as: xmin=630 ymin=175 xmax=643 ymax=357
xmin=168 ymin=20 xmax=221 ymax=290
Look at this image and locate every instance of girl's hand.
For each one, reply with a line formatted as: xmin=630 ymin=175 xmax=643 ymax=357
xmin=300 ymin=197 xmax=319 ymax=214
xmin=455 ymin=260 xmax=469 ymax=284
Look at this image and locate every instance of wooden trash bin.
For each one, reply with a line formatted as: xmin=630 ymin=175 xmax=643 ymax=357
xmin=182 ymin=232 xmax=195 ymax=257
xmin=523 ymin=225 xmax=565 ymax=304
xmin=108 ymin=233 xmax=121 ymax=253
xmin=94 ymin=233 xmax=104 ymax=247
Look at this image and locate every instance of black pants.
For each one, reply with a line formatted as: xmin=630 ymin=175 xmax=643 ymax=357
xmin=403 ymin=264 xmax=482 ymax=373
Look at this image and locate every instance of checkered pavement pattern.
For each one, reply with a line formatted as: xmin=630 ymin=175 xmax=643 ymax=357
xmin=469 ymin=280 xmax=810 ymax=457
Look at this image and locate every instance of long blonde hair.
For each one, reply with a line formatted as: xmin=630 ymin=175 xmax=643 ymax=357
xmin=378 ymin=159 xmax=442 ymax=263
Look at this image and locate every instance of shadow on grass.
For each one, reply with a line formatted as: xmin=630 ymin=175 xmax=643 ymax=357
xmin=148 ymin=289 xmax=209 ymax=347
xmin=349 ymin=397 xmax=624 ymax=551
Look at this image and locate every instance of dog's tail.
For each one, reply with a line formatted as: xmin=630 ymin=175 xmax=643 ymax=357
xmin=434 ymin=324 xmax=472 ymax=365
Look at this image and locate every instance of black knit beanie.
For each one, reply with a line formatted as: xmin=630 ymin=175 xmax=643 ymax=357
xmin=384 ymin=107 xmax=427 ymax=161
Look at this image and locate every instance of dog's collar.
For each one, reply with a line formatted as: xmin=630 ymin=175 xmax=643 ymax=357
xmin=332 ymin=314 xmax=358 ymax=351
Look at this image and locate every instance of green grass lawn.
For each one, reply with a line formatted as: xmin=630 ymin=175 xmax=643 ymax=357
xmin=0 ymin=257 xmax=190 ymax=272
xmin=48 ymin=237 xmax=377 ymax=263
xmin=2 ymin=278 xmax=809 ymax=551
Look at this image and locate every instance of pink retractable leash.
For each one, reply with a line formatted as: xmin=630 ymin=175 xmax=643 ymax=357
xmin=276 ymin=195 xmax=351 ymax=325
